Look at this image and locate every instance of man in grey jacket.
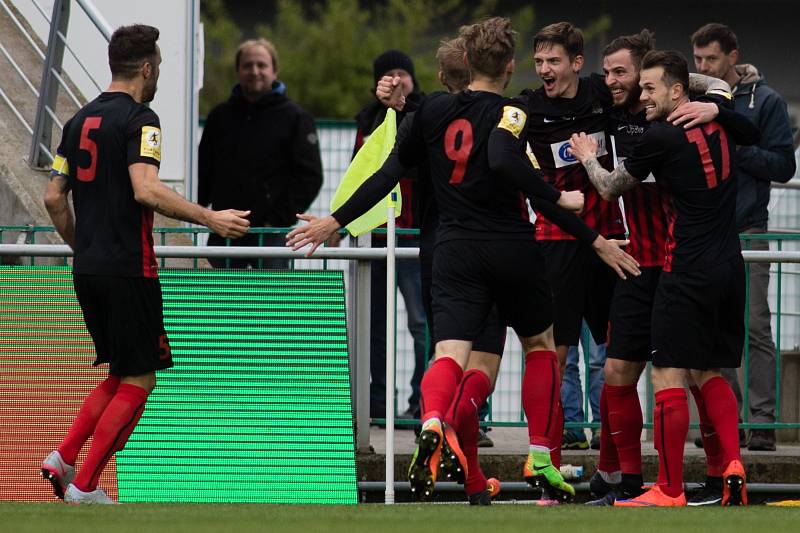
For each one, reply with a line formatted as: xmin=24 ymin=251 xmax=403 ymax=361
xmin=692 ymin=23 xmax=796 ymax=452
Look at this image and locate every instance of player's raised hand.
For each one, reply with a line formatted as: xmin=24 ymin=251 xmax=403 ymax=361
xmin=376 ymin=75 xmax=406 ymax=111
xmin=592 ymin=236 xmax=640 ymax=280
xmin=667 ymin=101 xmax=719 ymax=129
xmin=207 ymin=209 xmax=250 ymax=239
xmin=286 ymin=213 xmax=342 ymax=257
xmin=557 ymin=190 xmax=584 ymax=212
xmin=568 ymin=132 xmax=599 ymax=163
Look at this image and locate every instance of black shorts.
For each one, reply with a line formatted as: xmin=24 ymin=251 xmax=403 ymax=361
xmin=540 ymin=239 xmax=619 ymax=346
xmin=73 ymin=274 xmax=174 ymax=376
xmin=650 ymin=257 xmax=745 ymax=370
xmin=431 ymin=239 xmax=552 ymax=345
xmin=421 ymin=268 xmax=507 ymax=357
xmin=607 ymin=267 xmax=662 ymax=362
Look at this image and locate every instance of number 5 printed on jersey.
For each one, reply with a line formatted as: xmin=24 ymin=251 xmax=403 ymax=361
xmin=444 ymin=119 xmax=473 ymax=184
xmin=77 ymin=116 xmax=103 ymax=182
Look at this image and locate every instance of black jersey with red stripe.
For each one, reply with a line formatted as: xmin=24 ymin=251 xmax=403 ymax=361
xmin=520 ymin=73 xmax=625 ymax=240
xmin=623 ymin=118 xmax=739 ymax=272
xmin=397 ymin=90 xmax=546 ymax=243
xmin=609 ymin=108 xmax=667 ymax=267
xmin=53 ymin=92 xmax=161 ymax=277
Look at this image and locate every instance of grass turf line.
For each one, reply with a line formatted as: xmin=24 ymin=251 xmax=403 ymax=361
xmin=1 ymin=503 xmax=798 ymax=533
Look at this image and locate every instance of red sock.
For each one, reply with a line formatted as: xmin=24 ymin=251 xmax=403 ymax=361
xmin=73 ymin=384 xmax=149 ymax=492
xmin=653 ymin=388 xmax=688 ymax=498
xmin=597 ymin=384 xmax=621 ymax=473
xmin=522 ymin=350 xmax=560 ymax=451
xmin=606 ymin=383 xmax=643 ymax=474
xmin=58 ymin=375 xmax=121 ymax=465
xmin=420 ymin=357 xmax=463 ymax=423
xmin=444 ymin=369 xmax=492 ymax=495
xmin=690 ymin=385 xmax=725 ymax=476
xmin=700 ymin=376 xmax=741 ymax=468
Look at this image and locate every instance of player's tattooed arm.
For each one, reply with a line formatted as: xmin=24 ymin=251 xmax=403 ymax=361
xmin=568 ymin=133 xmax=638 ymax=200
xmin=43 ymin=172 xmax=76 ymax=249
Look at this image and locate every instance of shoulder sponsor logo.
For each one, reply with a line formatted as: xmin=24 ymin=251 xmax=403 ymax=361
xmin=550 ymin=131 xmax=607 ymax=168
xmin=497 ymin=105 xmax=527 ymax=138
xmin=51 ymin=154 xmax=69 ymax=176
xmin=140 ymin=126 xmax=162 ymax=161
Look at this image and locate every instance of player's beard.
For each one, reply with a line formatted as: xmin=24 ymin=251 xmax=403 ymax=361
xmin=142 ymin=78 xmax=158 ymax=103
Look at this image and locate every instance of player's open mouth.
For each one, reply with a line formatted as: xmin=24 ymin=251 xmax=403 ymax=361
xmin=542 ymin=78 xmax=555 ymax=90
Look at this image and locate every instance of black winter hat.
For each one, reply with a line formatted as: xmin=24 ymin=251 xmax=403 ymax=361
xmin=373 ymin=49 xmax=415 ymax=84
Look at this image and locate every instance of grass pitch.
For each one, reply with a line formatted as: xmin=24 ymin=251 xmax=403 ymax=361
xmin=1 ymin=502 xmax=797 ymax=533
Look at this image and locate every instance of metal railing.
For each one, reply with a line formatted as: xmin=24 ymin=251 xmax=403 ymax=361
xmin=0 ymin=0 xmax=111 ymax=168
xmin=3 ymin=229 xmax=800 ymax=453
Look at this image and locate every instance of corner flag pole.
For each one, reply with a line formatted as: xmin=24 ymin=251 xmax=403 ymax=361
xmin=385 ymin=191 xmax=397 ymax=505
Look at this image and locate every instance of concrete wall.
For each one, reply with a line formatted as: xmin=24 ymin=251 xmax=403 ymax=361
xmin=10 ymin=0 xmax=200 ymax=192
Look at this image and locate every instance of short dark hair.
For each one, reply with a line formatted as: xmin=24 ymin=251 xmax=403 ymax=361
xmin=533 ymin=21 xmax=583 ymax=60
xmin=108 ymin=24 xmax=159 ymax=79
xmin=459 ymin=17 xmax=516 ymax=80
xmin=641 ymin=50 xmax=689 ymax=92
xmin=603 ymin=29 xmax=656 ymax=69
xmin=691 ymin=23 xmax=739 ymax=54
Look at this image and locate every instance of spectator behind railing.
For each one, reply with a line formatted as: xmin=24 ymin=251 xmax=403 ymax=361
xmin=198 ymin=38 xmax=323 ymax=269
xmin=691 ymin=23 xmax=797 ymax=452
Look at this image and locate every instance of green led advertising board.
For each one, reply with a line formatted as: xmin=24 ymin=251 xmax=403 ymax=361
xmin=0 ymin=267 xmax=357 ymax=504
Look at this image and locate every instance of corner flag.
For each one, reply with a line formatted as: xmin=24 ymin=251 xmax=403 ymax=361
xmin=331 ymin=109 xmax=402 ymax=237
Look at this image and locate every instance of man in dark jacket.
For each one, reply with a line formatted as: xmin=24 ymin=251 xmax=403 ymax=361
xmin=199 ymin=38 xmax=323 ymax=268
xmin=352 ymin=50 xmax=429 ymax=423
xmin=692 ymin=23 xmax=796 ymax=452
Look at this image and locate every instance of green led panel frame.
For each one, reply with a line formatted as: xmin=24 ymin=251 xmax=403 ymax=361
xmin=0 ymin=267 xmax=357 ymax=504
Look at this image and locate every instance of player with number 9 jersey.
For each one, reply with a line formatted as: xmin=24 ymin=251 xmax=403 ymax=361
xmin=52 ymin=93 xmax=162 ymax=278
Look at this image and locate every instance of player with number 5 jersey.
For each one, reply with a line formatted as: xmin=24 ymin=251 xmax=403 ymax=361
xmin=40 ymin=25 xmax=250 ymax=505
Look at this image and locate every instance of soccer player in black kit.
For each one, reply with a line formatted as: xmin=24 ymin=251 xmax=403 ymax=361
xmin=289 ymin=33 xmax=638 ymax=503
xmin=570 ymin=50 xmax=759 ymax=507
xmin=40 ymin=24 xmax=250 ymax=504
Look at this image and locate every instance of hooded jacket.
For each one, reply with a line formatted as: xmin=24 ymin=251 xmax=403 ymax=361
xmin=731 ymin=64 xmax=796 ymax=231
xmin=198 ymin=82 xmax=323 ymax=228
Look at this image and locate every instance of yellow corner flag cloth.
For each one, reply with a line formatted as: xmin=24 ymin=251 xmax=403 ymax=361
xmin=331 ymin=108 xmax=402 ymax=237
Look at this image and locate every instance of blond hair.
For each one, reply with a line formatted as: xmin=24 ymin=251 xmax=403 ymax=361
xmin=436 ymin=37 xmax=469 ymax=92
xmin=235 ymin=38 xmax=279 ymax=72
xmin=459 ymin=17 xmax=516 ymax=80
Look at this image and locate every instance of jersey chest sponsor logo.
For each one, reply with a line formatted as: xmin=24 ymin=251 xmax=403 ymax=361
xmin=616 ymin=123 xmax=645 ymax=135
xmin=550 ymin=131 xmax=607 ymax=168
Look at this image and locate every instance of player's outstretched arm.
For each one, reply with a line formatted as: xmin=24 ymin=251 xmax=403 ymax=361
xmin=286 ymin=214 xmax=342 ymax=257
xmin=129 ymin=162 xmax=250 ymax=239
xmin=43 ymin=174 xmax=75 ymax=249
xmin=568 ymin=133 xmax=638 ymax=200
xmin=591 ymin=235 xmax=641 ymax=280
xmin=533 ymin=199 xmax=639 ymax=279
xmin=488 ymin=127 xmax=583 ymax=210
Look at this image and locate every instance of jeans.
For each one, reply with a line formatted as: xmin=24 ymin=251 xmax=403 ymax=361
xmin=561 ymin=323 xmax=606 ymax=436
xmin=722 ymin=231 xmax=776 ymax=424
xmin=370 ymin=237 xmax=429 ymax=416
